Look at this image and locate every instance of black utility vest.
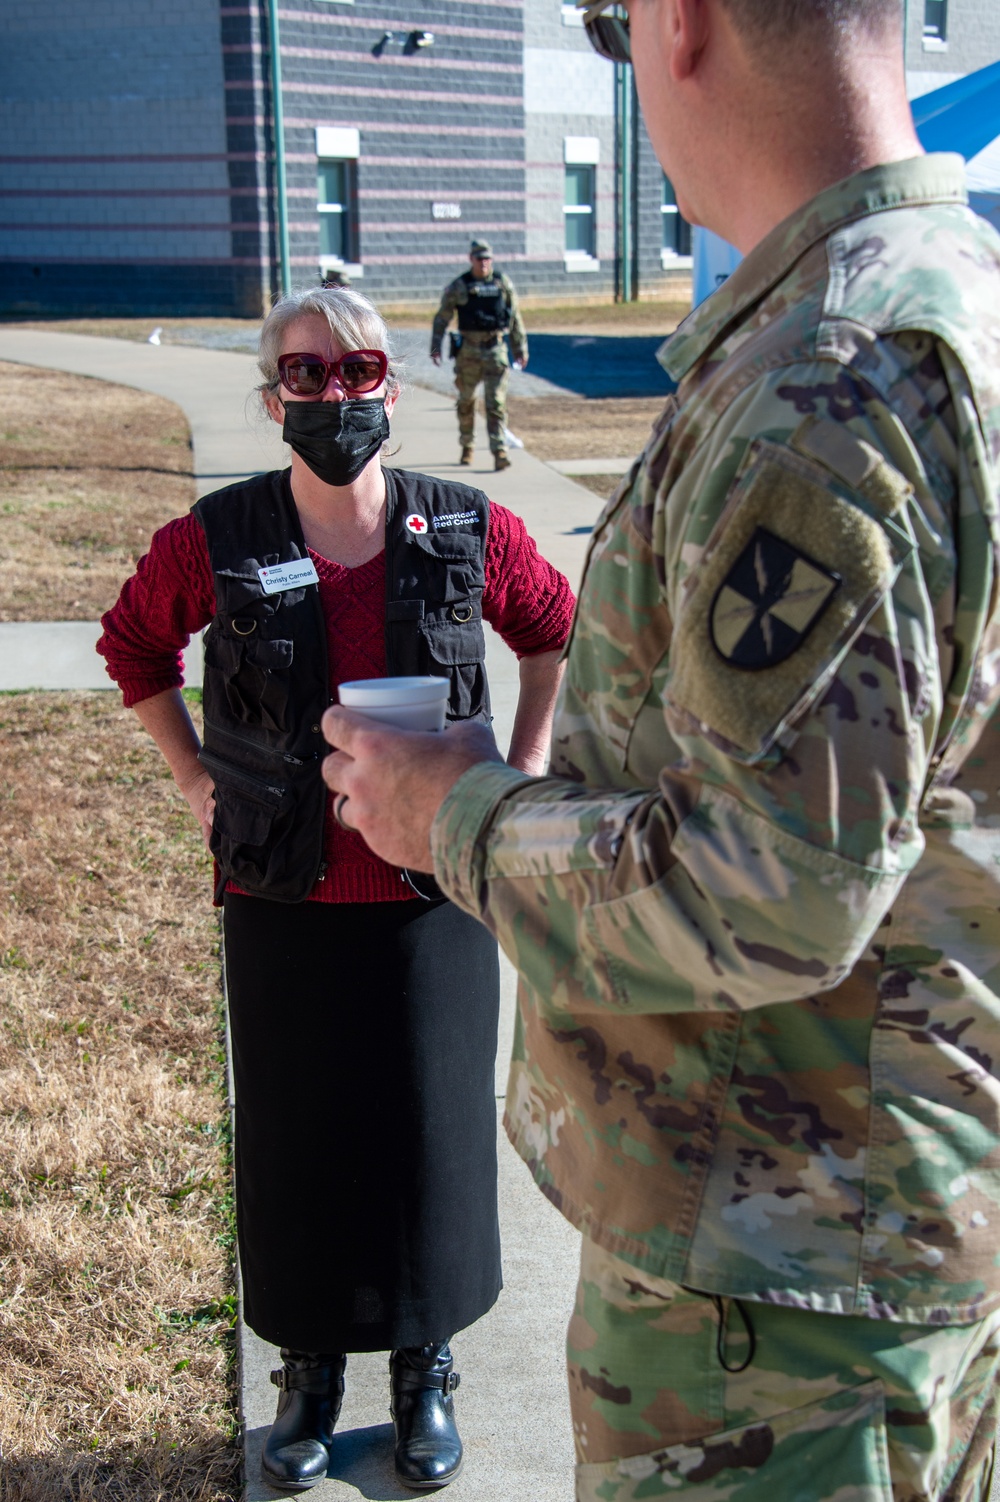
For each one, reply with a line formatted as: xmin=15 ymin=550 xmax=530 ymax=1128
xmin=456 ymin=271 xmax=510 ymax=334
xmin=193 ymin=467 xmax=490 ymax=904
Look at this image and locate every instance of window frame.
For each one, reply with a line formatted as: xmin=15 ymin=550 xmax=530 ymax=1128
xmin=661 ymin=175 xmax=692 ymax=263
xmin=922 ymin=0 xmax=948 ymax=48
xmin=564 ymin=162 xmax=596 ymax=259
xmin=316 ymin=156 xmax=358 ymax=269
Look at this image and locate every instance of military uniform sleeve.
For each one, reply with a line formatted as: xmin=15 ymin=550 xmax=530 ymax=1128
xmin=430 ymin=277 xmax=466 ymax=357
xmin=502 ymin=274 xmax=528 ymax=363
xmin=431 ymin=367 xmax=943 ymax=1015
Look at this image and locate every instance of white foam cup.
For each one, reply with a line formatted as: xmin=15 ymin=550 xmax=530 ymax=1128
xmin=338 ymin=676 xmax=449 ymax=732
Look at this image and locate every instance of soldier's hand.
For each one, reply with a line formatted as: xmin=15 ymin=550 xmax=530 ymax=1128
xmin=513 ymin=357 xmax=528 ymax=371
xmin=431 ymin=352 xmax=442 ymax=367
xmin=320 ymin=708 xmax=503 ymax=871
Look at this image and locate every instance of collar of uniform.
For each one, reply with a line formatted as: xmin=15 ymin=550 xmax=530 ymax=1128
xmin=658 ymin=153 xmax=968 ymax=382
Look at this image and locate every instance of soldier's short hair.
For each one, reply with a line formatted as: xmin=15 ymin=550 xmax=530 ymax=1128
xmin=720 ymin=0 xmax=900 ymax=47
xmin=257 ymin=286 xmax=402 ymax=406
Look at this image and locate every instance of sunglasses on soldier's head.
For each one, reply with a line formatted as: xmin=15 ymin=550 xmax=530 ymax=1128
xmin=277 ymin=349 xmax=388 ymax=396
xmin=582 ymin=0 xmax=631 ymax=63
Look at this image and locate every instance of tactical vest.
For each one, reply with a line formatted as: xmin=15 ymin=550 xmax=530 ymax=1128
xmin=193 ymin=467 xmax=490 ymax=904
xmin=456 ymin=270 xmax=510 ymax=334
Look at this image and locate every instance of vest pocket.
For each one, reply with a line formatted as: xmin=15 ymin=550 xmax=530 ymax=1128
xmin=199 ymin=748 xmax=289 ymax=875
xmin=204 ymin=631 xmax=295 ymax=733
xmin=419 ymin=614 xmax=485 ymax=664
xmin=419 ymin=616 xmax=487 ymax=719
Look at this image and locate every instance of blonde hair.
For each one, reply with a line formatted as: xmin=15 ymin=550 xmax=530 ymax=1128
xmin=257 ymin=287 xmax=402 ymax=405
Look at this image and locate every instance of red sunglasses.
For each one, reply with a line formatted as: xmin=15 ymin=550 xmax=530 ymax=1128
xmin=277 ymin=349 xmax=388 ymax=396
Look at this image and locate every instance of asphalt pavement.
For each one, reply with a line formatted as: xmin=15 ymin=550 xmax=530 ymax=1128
xmin=0 ymin=328 xmax=598 ymax=1502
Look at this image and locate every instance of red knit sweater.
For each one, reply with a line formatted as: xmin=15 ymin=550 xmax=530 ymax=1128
xmin=98 ymin=495 xmax=575 ymax=904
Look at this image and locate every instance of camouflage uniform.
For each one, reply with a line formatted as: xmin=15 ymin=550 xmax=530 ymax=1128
xmin=430 ymin=270 xmax=528 ymax=456
xmin=431 ymin=156 xmax=1000 ymax=1496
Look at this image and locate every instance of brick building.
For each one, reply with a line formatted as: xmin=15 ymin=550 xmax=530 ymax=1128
xmin=1 ymin=0 xmax=996 ymax=317
xmin=0 ymin=0 xmax=686 ymax=315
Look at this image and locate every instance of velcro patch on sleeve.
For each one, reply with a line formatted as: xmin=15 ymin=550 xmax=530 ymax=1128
xmin=667 ymin=437 xmax=912 ymax=763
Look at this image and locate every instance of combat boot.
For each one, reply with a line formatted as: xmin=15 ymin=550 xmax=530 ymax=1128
xmin=460 ymin=445 xmax=474 ymax=465
xmin=389 ymin=1341 xmax=463 ymax=1489
xmin=261 ymin=1349 xmax=346 ymax=1491
xmin=494 ymin=451 xmax=511 ymax=472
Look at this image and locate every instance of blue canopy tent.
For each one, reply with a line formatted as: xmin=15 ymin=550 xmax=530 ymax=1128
xmin=690 ymin=56 xmax=1000 ymax=307
xmin=911 ymin=58 xmax=1000 ymax=233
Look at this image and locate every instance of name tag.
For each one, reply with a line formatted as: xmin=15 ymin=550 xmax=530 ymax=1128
xmin=258 ymin=558 xmax=320 ymax=595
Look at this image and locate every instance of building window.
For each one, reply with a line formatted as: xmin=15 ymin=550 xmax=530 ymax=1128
xmin=564 ymin=164 xmax=596 ymax=256
xmin=661 ymin=176 xmax=691 ymax=257
xmin=317 ymin=159 xmax=355 ymax=263
xmin=923 ymin=0 xmax=947 ymax=43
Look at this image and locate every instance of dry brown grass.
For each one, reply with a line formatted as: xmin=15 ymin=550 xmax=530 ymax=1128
xmin=0 ymin=363 xmax=195 ymax=621
xmin=0 ymin=320 xmax=261 ymax=347
xmin=3 ymin=296 xmax=690 ymax=339
xmin=506 ymin=394 xmax=664 ymax=462
xmin=0 ymin=692 xmax=238 ymax=1501
xmin=569 ymin=473 xmax=628 ymax=500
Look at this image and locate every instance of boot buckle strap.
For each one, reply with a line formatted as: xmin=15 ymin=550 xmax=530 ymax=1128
xmin=270 ymin=1364 xmax=345 ymax=1395
xmin=395 ymin=1366 xmax=460 ymax=1395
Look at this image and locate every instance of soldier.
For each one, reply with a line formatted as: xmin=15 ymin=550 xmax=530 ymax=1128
xmin=430 ymin=239 xmax=528 ymax=472
xmin=322 ymin=0 xmax=1000 ymax=1498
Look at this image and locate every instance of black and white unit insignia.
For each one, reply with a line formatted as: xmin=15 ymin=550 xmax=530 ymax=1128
xmin=710 ymin=527 xmax=841 ymax=670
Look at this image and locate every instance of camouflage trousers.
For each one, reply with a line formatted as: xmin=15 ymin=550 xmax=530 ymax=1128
xmin=569 ymin=1239 xmax=1000 ymax=1502
xmin=454 ymin=341 xmax=509 ymax=453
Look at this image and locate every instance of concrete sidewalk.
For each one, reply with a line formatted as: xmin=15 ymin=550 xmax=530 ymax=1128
xmin=0 ymin=329 xmax=597 ymax=1502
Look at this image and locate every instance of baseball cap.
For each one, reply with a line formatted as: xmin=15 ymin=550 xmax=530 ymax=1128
xmin=470 ymin=240 xmax=493 ymax=257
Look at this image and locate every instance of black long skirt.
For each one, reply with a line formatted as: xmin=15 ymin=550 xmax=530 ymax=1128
xmin=223 ymin=891 xmax=502 ymax=1352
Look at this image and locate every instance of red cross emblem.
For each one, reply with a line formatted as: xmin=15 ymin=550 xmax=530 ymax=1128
xmin=405 ymin=513 xmax=428 ymax=534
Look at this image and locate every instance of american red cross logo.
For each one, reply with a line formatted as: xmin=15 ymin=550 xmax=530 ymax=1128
xmin=405 ymin=513 xmax=428 ymax=534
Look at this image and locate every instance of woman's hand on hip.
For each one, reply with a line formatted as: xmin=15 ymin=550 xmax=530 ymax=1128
xmin=179 ymin=769 xmax=216 ymax=852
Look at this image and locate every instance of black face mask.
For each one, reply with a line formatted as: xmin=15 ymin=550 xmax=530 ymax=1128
xmin=281 ymin=398 xmax=390 ymax=487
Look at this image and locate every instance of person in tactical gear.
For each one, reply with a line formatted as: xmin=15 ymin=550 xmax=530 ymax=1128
xmin=430 ymin=239 xmax=528 ymax=472
xmin=97 ymin=286 xmax=573 ymax=1494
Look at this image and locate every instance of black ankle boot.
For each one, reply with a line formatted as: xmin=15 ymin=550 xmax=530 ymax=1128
xmin=261 ymin=1349 xmax=346 ymax=1492
xmin=389 ymin=1341 xmax=463 ymax=1490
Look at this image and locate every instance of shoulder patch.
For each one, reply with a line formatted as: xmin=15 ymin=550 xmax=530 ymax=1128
xmin=710 ymin=527 xmax=841 ymax=669
xmin=667 ymin=437 xmax=912 ymax=763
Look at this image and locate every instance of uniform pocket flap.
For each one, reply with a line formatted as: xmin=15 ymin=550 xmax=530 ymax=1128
xmin=576 ymin=1380 xmax=890 ymax=1501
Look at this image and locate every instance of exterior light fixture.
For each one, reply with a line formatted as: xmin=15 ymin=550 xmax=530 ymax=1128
xmin=374 ymin=28 xmax=434 ymax=55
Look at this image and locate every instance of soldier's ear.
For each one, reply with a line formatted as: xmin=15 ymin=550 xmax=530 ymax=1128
xmin=384 ymin=388 xmax=399 ymax=418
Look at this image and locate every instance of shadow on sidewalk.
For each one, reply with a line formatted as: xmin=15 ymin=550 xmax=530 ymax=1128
xmin=525 ymin=333 xmax=677 ymax=399
xmin=245 ymin=1421 xmax=412 ymax=1501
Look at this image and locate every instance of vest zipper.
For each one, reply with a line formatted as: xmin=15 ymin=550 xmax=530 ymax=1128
xmin=202 ymin=719 xmax=306 ymax=767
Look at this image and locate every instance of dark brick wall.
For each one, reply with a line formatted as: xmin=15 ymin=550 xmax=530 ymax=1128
xmin=0 ymin=0 xmax=687 ymax=314
xmin=0 ymin=262 xmax=264 ymax=318
xmin=266 ymin=0 xmax=526 ymax=301
xmin=0 ymin=0 xmax=251 ymax=316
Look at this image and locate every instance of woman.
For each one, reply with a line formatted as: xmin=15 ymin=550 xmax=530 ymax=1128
xmin=98 ymin=287 xmax=574 ymax=1492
